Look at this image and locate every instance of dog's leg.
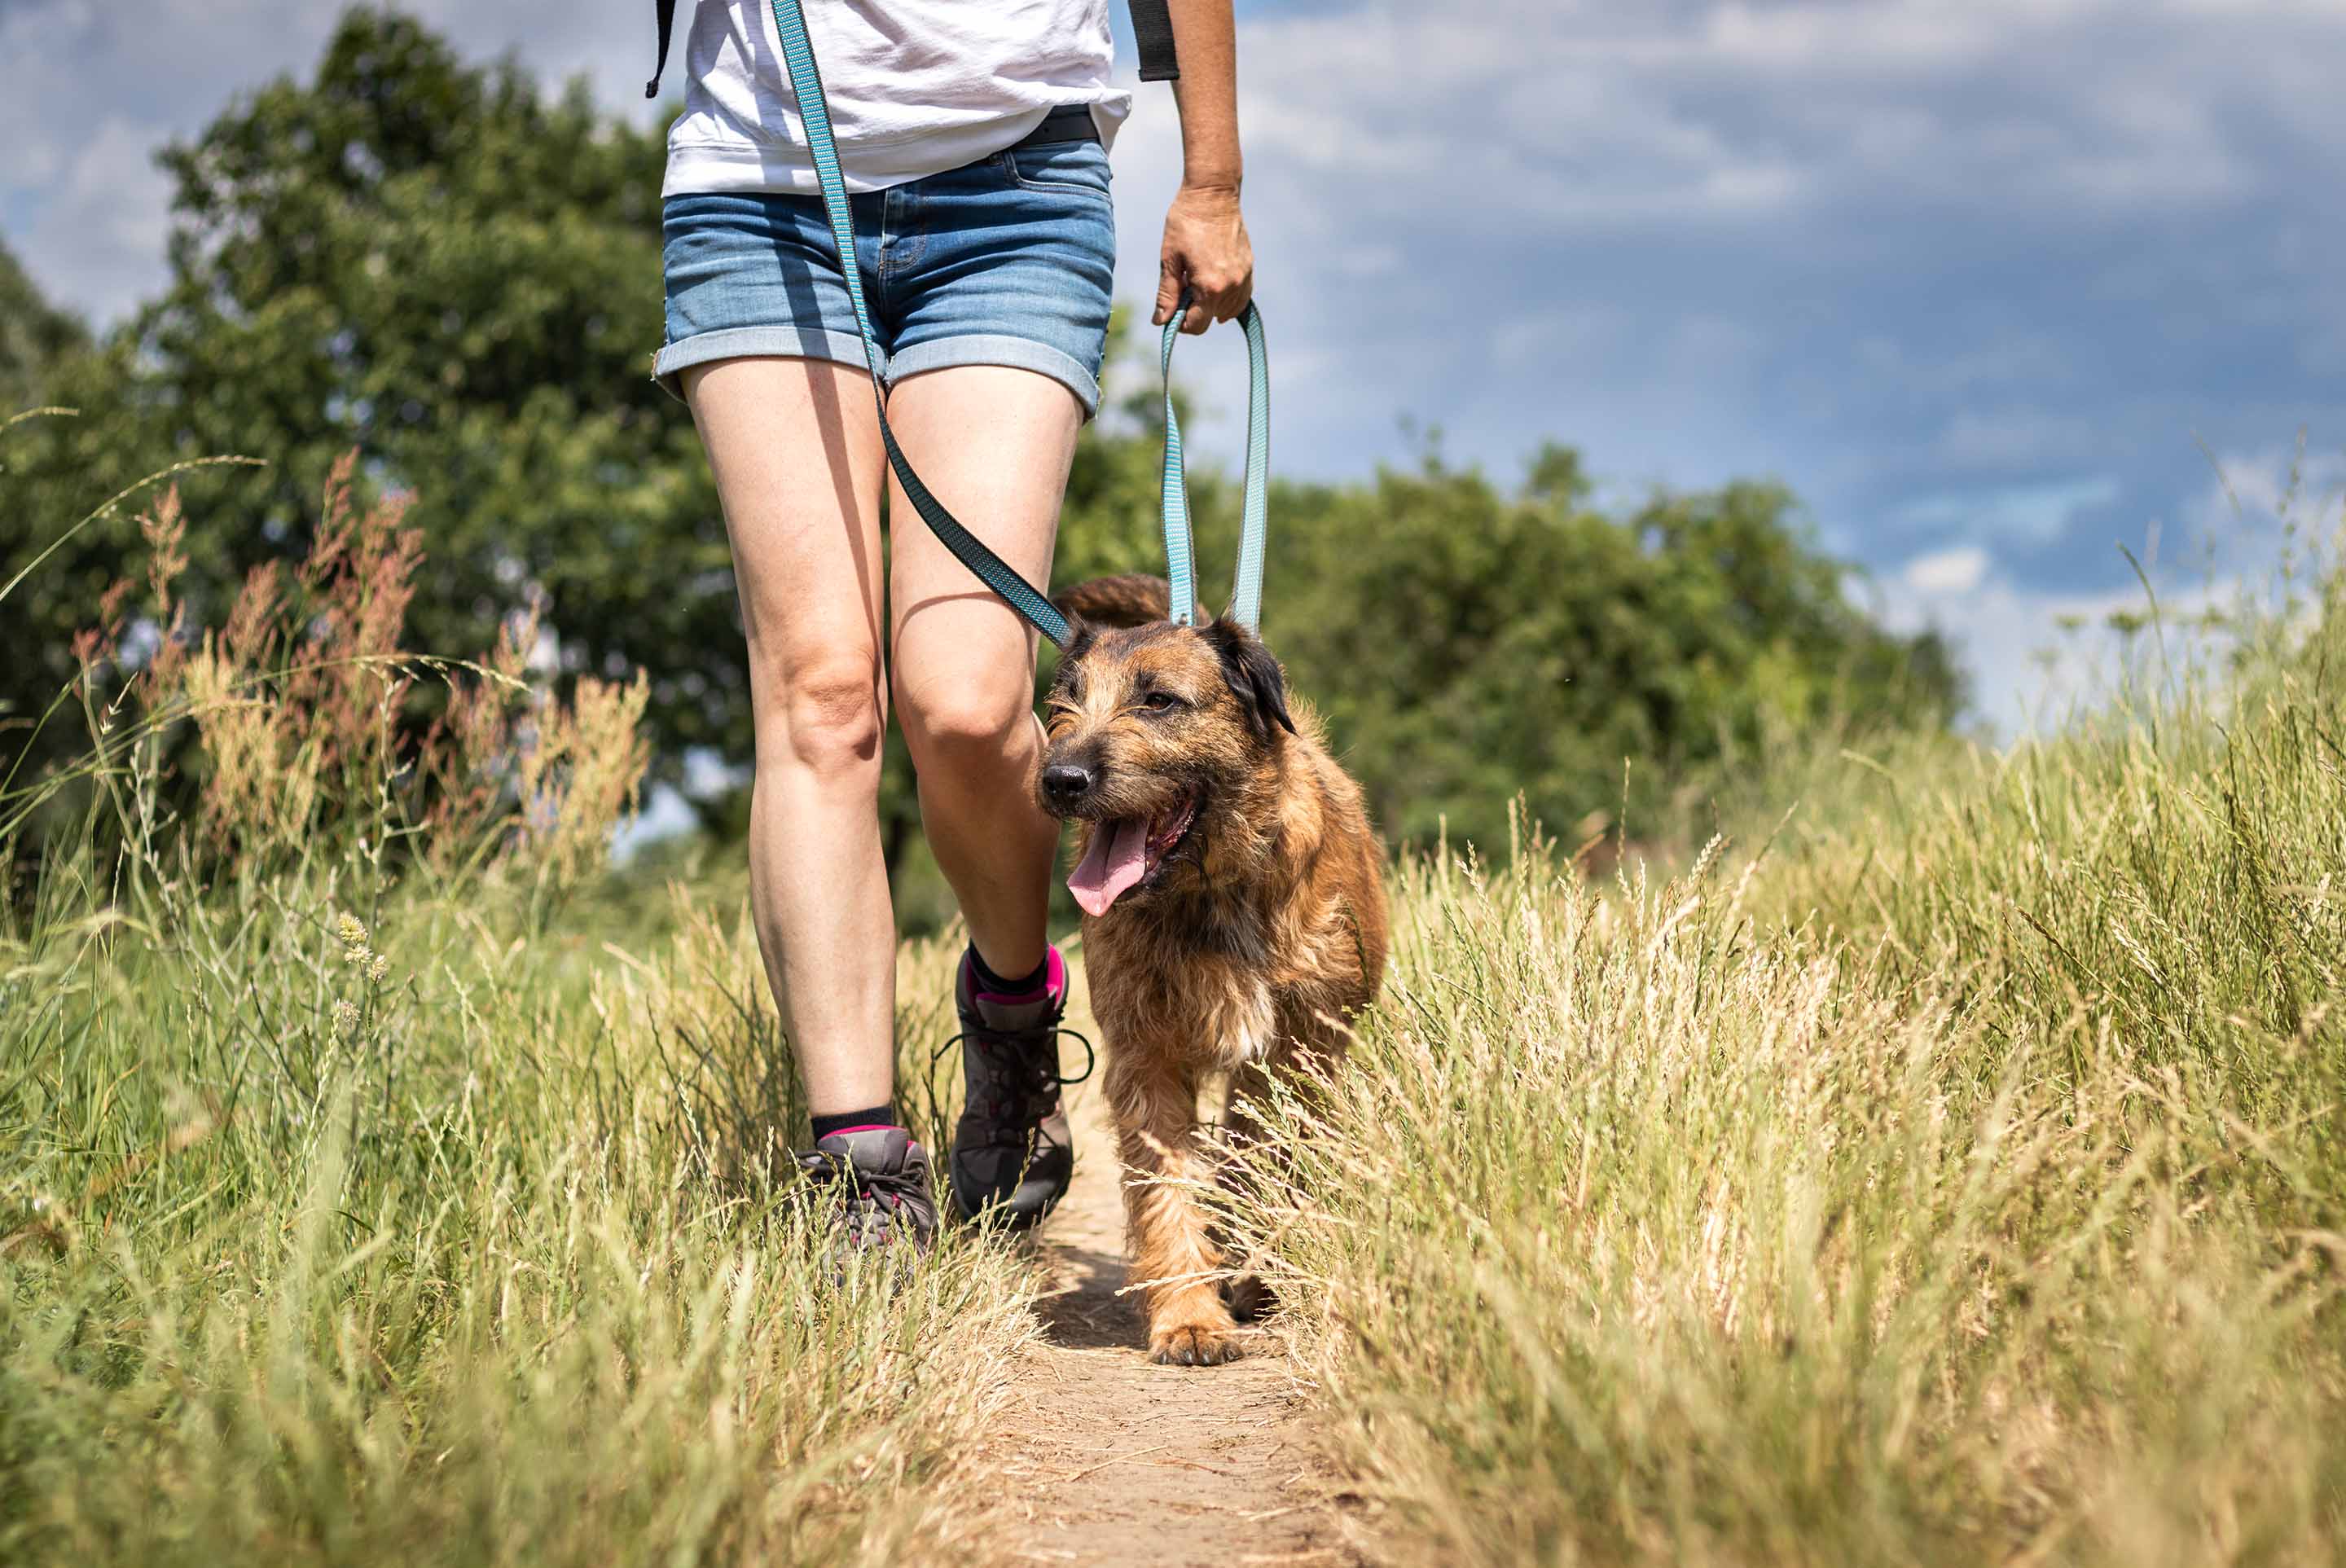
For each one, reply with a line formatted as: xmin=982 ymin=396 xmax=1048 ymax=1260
xmin=1106 ymin=1052 xmax=1242 ymax=1366
xmin=1214 ymin=1059 xmax=1281 ymax=1323
xmin=1190 ymin=1061 xmax=1276 ymax=1323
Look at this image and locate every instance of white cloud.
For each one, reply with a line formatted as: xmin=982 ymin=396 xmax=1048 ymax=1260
xmin=1902 ymin=545 xmax=1989 ymax=595
xmin=2178 ymin=443 xmax=2346 ymax=592
xmin=2186 ymin=444 xmax=2346 ymax=543
xmin=1882 ymin=441 xmax=2346 ymax=733
xmin=1882 ymin=554 xmax=2248 ymax=736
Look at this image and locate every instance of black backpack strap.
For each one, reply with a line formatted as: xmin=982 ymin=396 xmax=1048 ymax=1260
xmin=1129 ymin=0 xmax=1180 ymax=81
xmin=645 ymin=0 xmax=679 ymax=99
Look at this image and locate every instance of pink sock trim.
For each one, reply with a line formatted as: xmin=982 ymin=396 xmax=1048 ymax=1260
xmin=822 ymin=1122 xmax=900 ymax=1137
xmin=966 ymin=944 xmax=1067 ymax=1007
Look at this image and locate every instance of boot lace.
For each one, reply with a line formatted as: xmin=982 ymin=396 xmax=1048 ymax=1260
xmin=795 ymin=1146 xmax=929 ymax=1245
xmin=931 ymin=1023 xmax=1096 ymax=1128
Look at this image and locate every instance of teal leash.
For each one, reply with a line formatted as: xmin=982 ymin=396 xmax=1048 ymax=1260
xmin=1157 ymin=298 xmax=1271 ymax=629
xmin=767 ymin=0 xmax=1274 ymax=642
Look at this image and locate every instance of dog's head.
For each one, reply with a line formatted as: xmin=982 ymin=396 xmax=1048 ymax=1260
xmin=1039 ymin=576 xmax=1294 ymax=916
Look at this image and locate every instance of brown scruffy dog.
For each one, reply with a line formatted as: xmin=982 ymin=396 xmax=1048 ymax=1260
xmin=1036 ymin=574 xmax=1388 ymax=1367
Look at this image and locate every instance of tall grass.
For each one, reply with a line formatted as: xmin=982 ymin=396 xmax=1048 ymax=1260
xmin=1230 ymin=564 xmax=2346 ymax=1560
xmin=16 ymin=420 xmax=2346 ymax=1565
xmin=0 ymin=454 xmax=1027 ymax=1563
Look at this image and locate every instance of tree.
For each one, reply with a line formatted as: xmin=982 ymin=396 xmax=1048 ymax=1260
xmin=1256 ymin=443 xmax=1963 ymax=854
xmin=3 ymin=10 xmax=725 ymax=789
xmin=0 ymin=240 xmax=88 ymax=412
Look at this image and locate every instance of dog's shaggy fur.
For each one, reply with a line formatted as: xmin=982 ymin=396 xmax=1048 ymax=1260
xmin=1039 ymin=575 xmax=1388 ymax=1366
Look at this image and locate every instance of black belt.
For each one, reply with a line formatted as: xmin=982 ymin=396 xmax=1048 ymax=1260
xmin=1010 ymin=105 xmax=1102 ymax=150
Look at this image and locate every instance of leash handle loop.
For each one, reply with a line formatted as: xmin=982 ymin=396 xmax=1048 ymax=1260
xmin=1159 ymin=297 xmax=1272 ymax=630
xmin=768 ymin=0 xmax=1073 ymax=648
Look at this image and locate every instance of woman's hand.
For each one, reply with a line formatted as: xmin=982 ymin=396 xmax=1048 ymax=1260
xmin=1154 ymin=182 xmax=1254 ymax=336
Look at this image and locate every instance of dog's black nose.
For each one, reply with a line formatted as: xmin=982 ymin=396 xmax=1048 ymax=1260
xmin=1040 ymin=763 xmax=1093 ymax=806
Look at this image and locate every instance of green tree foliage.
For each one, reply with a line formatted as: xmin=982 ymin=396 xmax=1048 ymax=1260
xmin=1232 ymin=443 xmax=1962 ymax=854
xmin=5 ymin=7 xmax=1957 ymax=884
xmin=0 ymin=239 xmax=89 ymax=411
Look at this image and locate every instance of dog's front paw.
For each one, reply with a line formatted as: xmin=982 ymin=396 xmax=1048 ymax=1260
xmin=1149 ymin=1316 xmax=1245 ymax=1367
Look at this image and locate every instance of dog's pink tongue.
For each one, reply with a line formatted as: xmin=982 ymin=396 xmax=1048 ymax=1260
xmin=1068 ymin=818 xmax=1150 ymax=916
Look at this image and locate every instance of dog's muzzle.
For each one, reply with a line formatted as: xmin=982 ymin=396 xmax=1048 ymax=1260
xmin=1040 ymin=762 xmax=1094 ymax=812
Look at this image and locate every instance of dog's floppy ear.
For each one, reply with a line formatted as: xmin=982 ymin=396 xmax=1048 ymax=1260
xmin=1052 ymin=573 xmax=1174 ymax=629
xmin=1203 ymin=618 xmax=1295 ymax=740
xmin=1050 ymin=620 xmax=1098 ymax=688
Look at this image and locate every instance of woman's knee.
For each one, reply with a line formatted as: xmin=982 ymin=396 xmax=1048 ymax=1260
xmin=895 ymin=668 xmax=1030 ymax=778
xmin=760 ymin=657 xmax=885 ymax=783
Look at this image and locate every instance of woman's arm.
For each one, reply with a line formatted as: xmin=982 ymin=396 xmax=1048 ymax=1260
xmin=1153 ymin=0 xmax=1254 ymax=336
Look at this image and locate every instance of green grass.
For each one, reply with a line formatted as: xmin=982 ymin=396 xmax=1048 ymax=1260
xmin=0 ymin=844 xmax=1031 ymax=1564
xmin=1 ymin=456 xmax=1043 ymax=1564
xmin=10 ymin=446 xmax=2346 ymax=1563
xmin=1224 ymin=575 xmax=2346 ymax=1562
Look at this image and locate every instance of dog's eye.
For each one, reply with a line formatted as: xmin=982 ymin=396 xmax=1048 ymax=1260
xmin=1139 ymin=690 xmax=1186 ymax=714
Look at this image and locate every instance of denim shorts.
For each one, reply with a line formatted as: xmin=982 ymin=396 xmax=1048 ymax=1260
xmin=655 ymin=138 xmax=1117 ymax=416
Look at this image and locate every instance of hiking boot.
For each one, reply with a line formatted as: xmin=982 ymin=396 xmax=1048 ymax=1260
xmin=946 ymin=946 xmax=1091 ymax=1228
xmin=796 ymin=1126 xmax=938 ymax=1264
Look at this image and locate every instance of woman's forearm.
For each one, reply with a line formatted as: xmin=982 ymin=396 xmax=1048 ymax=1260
xmin=1166 ymin=0 xmax=1241 ymax=195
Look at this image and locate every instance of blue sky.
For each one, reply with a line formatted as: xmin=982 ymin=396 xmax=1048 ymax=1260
xmin=7 ymin=0 xmax=2345 ymax=726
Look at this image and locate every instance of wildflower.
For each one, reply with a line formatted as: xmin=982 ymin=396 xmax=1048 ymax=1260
xmin=336 ymin=910 xmax=379 ymax=968
xmin=331 ymin=999 xmax=361 ymax=1037
xmin=367 ymin=952 xmax=390 ymax=982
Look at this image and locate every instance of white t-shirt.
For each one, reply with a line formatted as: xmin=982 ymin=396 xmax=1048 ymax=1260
xmin=662 ymin=0 xmax=1133 ymax=198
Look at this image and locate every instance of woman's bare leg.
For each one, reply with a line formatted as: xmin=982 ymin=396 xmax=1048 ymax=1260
xmin=682 ymin=356 xmax=897 ymax=1118
xmin=884 ymin=365 xmax=1084 ymax=979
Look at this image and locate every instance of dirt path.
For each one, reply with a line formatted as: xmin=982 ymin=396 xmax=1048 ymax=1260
xmin=978 ymin=980 xmax=1368 ymax=1567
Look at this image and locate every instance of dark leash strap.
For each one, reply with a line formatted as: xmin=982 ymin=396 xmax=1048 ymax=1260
xmin=645 ymin=0 xmax=676 ymax=99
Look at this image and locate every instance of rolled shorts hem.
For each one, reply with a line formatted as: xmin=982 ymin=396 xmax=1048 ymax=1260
xmin=887 ymin=335 xmax=1101 ymax=416
xmin=652 ymin=327 xmax=1102 ymax=418
xmin=651 ymin=324 xmax=871 ymax=401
